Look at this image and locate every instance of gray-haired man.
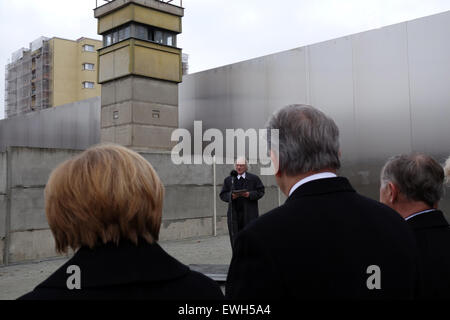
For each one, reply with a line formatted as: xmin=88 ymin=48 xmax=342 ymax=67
xmin=380 ymin=153 xmax=450 ymax=299
xmin=226 ymin=104 xmax=417 ymax=299
xmin=220 ymin=157 xmax=265 ymax=249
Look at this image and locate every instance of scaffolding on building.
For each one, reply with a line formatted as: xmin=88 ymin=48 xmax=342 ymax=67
xmin=5 ymin=38 xmax=51 ymax=118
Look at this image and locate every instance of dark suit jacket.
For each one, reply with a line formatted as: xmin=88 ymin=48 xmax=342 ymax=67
xmin=226 ymin=177 xmax=418 ymax=299
xmin=19 ymin=239 xmax=224 ymax=300
xmin=407 ymin=210 xmax=450 ymax=299
xmin=220 ymin=172 xmax=265 ymax=245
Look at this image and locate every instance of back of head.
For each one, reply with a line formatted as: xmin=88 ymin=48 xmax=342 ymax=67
xmin=380 ymin=153 xmax=444 ymax=207
xmin=445 ymin=156 xmax=450 ymax=185
xmin=266 ymin=104 xmax=341 ymax=176
xmin=45 ymin=143 xmax=164 ymax=253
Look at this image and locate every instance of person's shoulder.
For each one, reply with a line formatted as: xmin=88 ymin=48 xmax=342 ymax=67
xmin=246 ymin=172 xmax=264 ymax=184
xmin=17 ymin=290 xmax=38 ymax=300
xmin=181 ymin=270 xmax=224 ymax=299
xmin=17 ymin=287 xmax=68 ymax=300
xmin=245 ymin=172 xmax=260 ymax=179
xmin=352 ymin=191 xmax=403 ymax=217
xmin=240 ymin=203 xmax=288 ymax=236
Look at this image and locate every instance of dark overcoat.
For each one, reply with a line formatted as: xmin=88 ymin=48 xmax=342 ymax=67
xmin=226 ymin=177 xmax=418 ymax=299
xmin=219 ymin=172 xmax=265 ymax=248
xmin=19 ymin=239 xmax=224 ymax=300
xmin=407 ymin=210 xmax=450 ymax=299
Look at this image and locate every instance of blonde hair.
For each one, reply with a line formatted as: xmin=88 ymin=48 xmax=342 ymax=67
xmin=45 ymin=144 xmax=164 ymax=253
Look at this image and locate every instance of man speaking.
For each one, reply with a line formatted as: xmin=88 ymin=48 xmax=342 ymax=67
xmin=220 ymin=157 xmax=265 ymax=249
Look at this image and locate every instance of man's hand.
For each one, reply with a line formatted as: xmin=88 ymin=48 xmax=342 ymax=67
xmin=233 ymin=192 xmax=249 ymax=199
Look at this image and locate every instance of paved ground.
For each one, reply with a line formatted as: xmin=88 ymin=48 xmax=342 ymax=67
xmin=0 ymin=235 xmax=232 ymax=300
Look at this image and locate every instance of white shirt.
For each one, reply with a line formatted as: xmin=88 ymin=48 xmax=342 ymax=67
xmin=288 ymin=172 xmax=337 ymax=197
xmin=405 ymin=209 xmax=437 ymax=221
xmin=237 ymin=172 xmax=246 ymax=180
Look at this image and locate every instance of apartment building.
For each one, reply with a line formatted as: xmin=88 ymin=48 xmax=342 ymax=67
xmin=5 ymin=36 xmax=102 ymax=118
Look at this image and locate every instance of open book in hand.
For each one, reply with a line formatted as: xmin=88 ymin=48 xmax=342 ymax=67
xmin=232 ymin=189 xmax=248 ymax=195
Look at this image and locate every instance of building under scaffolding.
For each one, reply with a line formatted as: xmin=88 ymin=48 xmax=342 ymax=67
xmin=5 ymin=37 xmax=51 ymax=118
xmin=4 ymin=36 xmax=102 ymax=119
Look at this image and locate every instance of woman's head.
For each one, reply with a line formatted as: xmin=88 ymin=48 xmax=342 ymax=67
xmin=45 ymin=144 xmax=164 ymax=253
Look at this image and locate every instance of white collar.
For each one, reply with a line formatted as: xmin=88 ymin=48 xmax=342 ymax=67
xmin=237 ymin=172 xmax=246 ymax=179
xmin=288 ymin=172 xmax=337 ymax=197
xmin=405 ymin=209 xmax=437 ymax=221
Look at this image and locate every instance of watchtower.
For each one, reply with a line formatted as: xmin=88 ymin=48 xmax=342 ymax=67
xmin=94 ymin=0 xmax=184 ymax=150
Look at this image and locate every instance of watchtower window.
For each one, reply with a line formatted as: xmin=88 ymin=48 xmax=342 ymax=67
xmin=135 ymin=25 xmax=148 ymax=41
xmin=154 ymin=30 xmax=164 ymax=44
xmin=102 ymin=23 xmax=177 ymax=48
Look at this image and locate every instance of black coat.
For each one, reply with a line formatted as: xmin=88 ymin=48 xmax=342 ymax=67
xmin=219 ymin=172 xmax=265 ymax=247
xmin=407 ymin=210 xmax=450 ymax=299
xmin=226 ymin=177 xmax=418 ymax=299
xmin=19 ymin=239 xmax=224 ymax=300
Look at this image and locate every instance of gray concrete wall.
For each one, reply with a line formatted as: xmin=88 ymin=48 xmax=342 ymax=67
xmin=179 ymin=10 xmax=450 ymax=219
xmin=141 ymin=152 xmax=281 ymax=241
xmin=2 ymin=147 xmax=82 ymax=264
xmin=100 ymin=76 xmax=178 ymax=150
xmin=0 ymin=147 xmax=281 ymax=265
xmin=0 ymin=97 xmax=100 ymax=153
xmin=0 ymin=152 xmax=6 ymax=265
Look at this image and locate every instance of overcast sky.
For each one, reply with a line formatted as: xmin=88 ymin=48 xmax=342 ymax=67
xmin=1 ymin=0 xmax=450 ymax=119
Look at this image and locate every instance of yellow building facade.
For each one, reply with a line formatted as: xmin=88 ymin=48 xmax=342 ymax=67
xmin=50 ymin=37 xmax=102 ymax=107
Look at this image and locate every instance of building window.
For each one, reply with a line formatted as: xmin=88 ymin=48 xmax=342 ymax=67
xmin=83 ymin=63 xmax=95 ymax=71
xmin=151 ymin=27 xmax=176 ymax=47
xmin=119 ymin=26 xmax=130 ymax=42
xmin=83 ymin=44 xmax=95 ymax=52
xmin=82 ymin=81 xmax=95 ymax=89
xmin=104 ymin=34 xmax=112 ymax=47
xmin=166 ymin=33 xmax=174 ymax=46
xmin=112 ymin=31 xmax=119 ymax=44
xmin=148 ymin=28 xmax=154 ymax=41
xmin=154 ymin=30 xmax=164 ymax=44
xmin=135 ymin=25 xmax=148 ymax=41
xmin=102 ymin=23 xmax=177 ymax=47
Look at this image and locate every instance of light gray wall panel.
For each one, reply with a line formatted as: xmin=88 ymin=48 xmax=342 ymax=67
xmin=265 ymin=48 xmax=309 ymax=114
xmin=163 ymin=186 xmax=213 ymax=220
xmin=309 ymin=36 xmax=357 ymax=163
xmin=352 ymin=23 xmax=412 ymax=162
xmin=142 ymin=152 xmax=213 ymax=186
xmin=0 ymin=195 xmax=6 ymax=237
xmin=407 ymin=11 xmax=450 ymax=157
xmin=10 ymin=188 xmax=47 ymax=232
xmin=179 ymin=11 xmax=450 ymax=217
xmin=0 ymin=152 xmax=6 ymax=194
xmin=0 ymin=97 xmax=100 ymax=152
xmin=9 ymin=147 xmax=80 ymax=188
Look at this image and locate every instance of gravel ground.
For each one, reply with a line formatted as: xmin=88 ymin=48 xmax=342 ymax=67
xmin=0 ymin=235 xmax=232 ymax=300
